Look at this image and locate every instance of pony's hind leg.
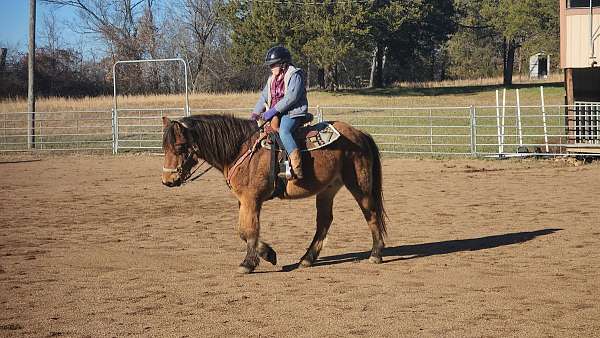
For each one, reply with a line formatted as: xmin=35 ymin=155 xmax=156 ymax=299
xmin=300 ymin=184 xmax=341 ymax=267
xmin=343 ymin=160 xmax=386 ymax=264
xmin=237 ymin=199 xmax=262 ymax=273
xmin=351 ymin=192 xmax=385 ymax=264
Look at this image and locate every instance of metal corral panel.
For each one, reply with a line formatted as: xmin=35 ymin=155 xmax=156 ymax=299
xmin=572 ymin=101 xmax=600 ymax=143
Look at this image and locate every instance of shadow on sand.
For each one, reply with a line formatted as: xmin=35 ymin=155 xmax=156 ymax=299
xmin=0 ymin=159 xmax=42 ymax=165
xmin=282 ymin=228 xmax=561 ymax=271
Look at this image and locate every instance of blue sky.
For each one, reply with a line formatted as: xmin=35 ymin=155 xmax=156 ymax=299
xmin=0 ymin=1 xmax=83 ymax=51
xmin=0 ymin=1 xmax=31 ymax=49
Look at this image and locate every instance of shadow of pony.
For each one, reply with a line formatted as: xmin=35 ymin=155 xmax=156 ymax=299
xmin=282 ymin=228 xmax=561 ymax=271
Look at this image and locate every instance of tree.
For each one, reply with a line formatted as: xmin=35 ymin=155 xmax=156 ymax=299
xmin=366 ymin=0 xmax=455 ymax=87
xmin=44 ymin=0 xmax=161 ymax=93
xmin=221 ymin=0 xmax=312 ymax=89
xmin=446 ymin=0 xmax=503 ymax=79
xmin=497 ymin=0 xmax=559 ymax=83
xmin=301 ymin=0 xmax=368 ymax=90
xmin=0 ymin=44 xmax=28 ymax=98
xmin=449 ymin=0 xmax=559 ymax=86
xmin=164 ymin=0 xmax=224 ymax=91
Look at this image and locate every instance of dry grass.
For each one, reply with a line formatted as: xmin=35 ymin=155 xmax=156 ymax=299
xmin=0 ymin=77 xmax=568 ymax=154
xmin=0 ymin=77 xmax=566 ymax=113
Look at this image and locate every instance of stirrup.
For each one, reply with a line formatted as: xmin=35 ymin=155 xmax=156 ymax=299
xmin=292 ymin=168 xmax=303 ymax=180
xmin=278 ymin=160 xmax=292 ymax=179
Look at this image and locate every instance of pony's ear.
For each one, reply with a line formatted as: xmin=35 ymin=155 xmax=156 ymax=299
xmin=172 ymin=121 xmax=186 ymax=137
xmin=162 ymin=117 xmax=171 ymax=128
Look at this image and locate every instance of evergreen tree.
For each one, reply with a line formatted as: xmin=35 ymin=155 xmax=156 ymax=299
xmin=367 ymin=0 xmax=455 ymax=87
xmin=448 ymin=0 xmax=559 ymax=85
xmin=301 ymin=0 xmax=369 ymax=90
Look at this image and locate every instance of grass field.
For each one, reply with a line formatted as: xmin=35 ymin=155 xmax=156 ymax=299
xmin=0 ymin=78 xmax=567 ymax=154
xmin=0 ymin=78 xmax=565 ymax=113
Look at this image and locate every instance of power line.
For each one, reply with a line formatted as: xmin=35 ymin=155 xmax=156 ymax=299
xmin=238 ymin=0 xmax=371 ymax=6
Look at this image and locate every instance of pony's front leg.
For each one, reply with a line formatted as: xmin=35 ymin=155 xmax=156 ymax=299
xmin=237 ymin=199 xmax=262 ymax=274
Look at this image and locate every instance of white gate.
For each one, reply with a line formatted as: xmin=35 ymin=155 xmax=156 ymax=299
xmin=112 ymin=58 xmax=190 ymax=154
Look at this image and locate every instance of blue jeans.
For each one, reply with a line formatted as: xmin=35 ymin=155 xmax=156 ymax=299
xmin=279 ymin=114 xmax=302 ymax=154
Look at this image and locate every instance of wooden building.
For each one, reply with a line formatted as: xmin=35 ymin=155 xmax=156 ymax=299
xmin=560 ymin=0 xmax=600 ymax=148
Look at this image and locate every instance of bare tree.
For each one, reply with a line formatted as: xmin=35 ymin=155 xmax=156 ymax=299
xmin=166 ymin=0 xmax=223 ymax=91
xmin=44 ymin=0 xmax=152 ymax=59
xmin=44 ymin=0 xmax=164 ymax=94
xmin=41 ymin=8 xmax=63 ymax=52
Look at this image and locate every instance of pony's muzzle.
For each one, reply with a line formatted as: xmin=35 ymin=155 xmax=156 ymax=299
xmin=162 ymin=175 xmax=182 ymax=187
xmin=162 ymin=165 xmax=182 ymax=187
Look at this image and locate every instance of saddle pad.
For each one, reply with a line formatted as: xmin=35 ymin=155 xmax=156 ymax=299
xmin=261 ymin=122 xmax=341 ymax=152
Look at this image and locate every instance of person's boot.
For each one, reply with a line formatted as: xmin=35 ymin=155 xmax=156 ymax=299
xmin=288 ymin=149 xmax=304 ymax=180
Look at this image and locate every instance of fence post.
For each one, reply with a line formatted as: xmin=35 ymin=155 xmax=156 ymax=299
xmin=2 ymin=112 xmax=5 ymax=151
xmin=429 ymin=108 xmax=433 ymax=153
xmin=317 ymin=105 xmax=323 ymax=123
xmin=540 ymin=86 xmax=549 ymax=152
xmin=112 ymin=108 xmax=118 ymax=154
xmin=496 ymin=90 xmax=502 ymax=156
xmin=138 ymin=109 xmax=142 ymax=149
xmin=470 ymin=105 xmax=477 ymax=156
xmin=516 ymin=88 xmax=523 ymax=147
xmin=501 ymin=88 xmax=506 ymax=152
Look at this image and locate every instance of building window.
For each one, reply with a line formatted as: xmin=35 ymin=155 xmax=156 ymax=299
xmin=568 ymin=0 xmax=600 ymax=8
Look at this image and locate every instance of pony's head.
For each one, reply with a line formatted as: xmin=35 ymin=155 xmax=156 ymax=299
xmin=161 ymin=117 xmax=199 ymax=187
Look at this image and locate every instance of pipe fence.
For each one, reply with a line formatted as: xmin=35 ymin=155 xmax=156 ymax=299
xmin=318 ymin=106 xmax=474 ymax=155
xmin=0 ymin=110 xmax=113 ymax=152
xmin=1 ymin=103 xmax=599 ymax=157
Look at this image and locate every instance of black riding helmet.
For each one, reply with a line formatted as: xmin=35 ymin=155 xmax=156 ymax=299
xmin=264 ymin=46 xmax=292 ymax=66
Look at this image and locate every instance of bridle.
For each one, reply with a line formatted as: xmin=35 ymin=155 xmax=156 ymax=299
xmin=162 ymin=123 xmax=213 ymax=185
xmin=162 ymin=144 xmax=212 ymax=184
xmin=163 ymin=118 xmax=269 ymax=186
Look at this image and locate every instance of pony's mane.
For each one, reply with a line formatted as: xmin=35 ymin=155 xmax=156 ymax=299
xmin=163 ymin=114 xmax=258 ymax=168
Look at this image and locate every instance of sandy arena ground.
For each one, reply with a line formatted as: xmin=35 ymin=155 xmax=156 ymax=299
xmin=1 ymin=154 xmax=599 ymax=337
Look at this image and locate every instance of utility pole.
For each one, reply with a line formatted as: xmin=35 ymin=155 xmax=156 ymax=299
xmin=28 ymin=0 xmax=36 ymax=149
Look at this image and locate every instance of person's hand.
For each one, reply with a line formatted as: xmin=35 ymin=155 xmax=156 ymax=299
xmin=250 ymin=112 xmax=261 ymax=121
xmin=263 ymin=107 xmax=279 ymax=121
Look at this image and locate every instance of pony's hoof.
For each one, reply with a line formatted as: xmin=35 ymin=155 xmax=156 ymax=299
xmin=369 ymin=256 xmax=383 ymax=264
xmin=299 ymin=259 xmax=313 ymax=268
xmin=258 ymin=242 xmax=277 ymax=266
xmin=237 ymin=265 xmax=254 ymax=274
xmin=264 ymin=249 xmax=277 ymax=266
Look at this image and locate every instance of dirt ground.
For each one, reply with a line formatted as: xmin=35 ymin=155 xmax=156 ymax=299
xmin=1 ymin=154 xmax=599 ymax=337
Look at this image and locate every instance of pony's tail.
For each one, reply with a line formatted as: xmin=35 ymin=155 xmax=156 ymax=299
xmin=364 ymin=132 xmax=388 ymax=238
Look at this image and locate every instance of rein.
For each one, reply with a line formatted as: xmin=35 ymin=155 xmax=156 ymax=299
xmin=226 ymin=132 xmax=267 ymax=188
xmin=187 ymin=161 xmax=212 ymax=182
xmin=162 ymin=161 xmax=211 ymax=182
xmin=225 ymin=120 xmax=270 ymax=188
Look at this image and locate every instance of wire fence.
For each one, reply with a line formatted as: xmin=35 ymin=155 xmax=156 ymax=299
xmin=1 ymin=103 xmax=599 ymax=157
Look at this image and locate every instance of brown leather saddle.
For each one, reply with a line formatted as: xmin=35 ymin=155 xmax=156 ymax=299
xmin=260 ymin=115 xmax=341 ymax=200
xmin=260 ymin=121 xmax=341 ymax=152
